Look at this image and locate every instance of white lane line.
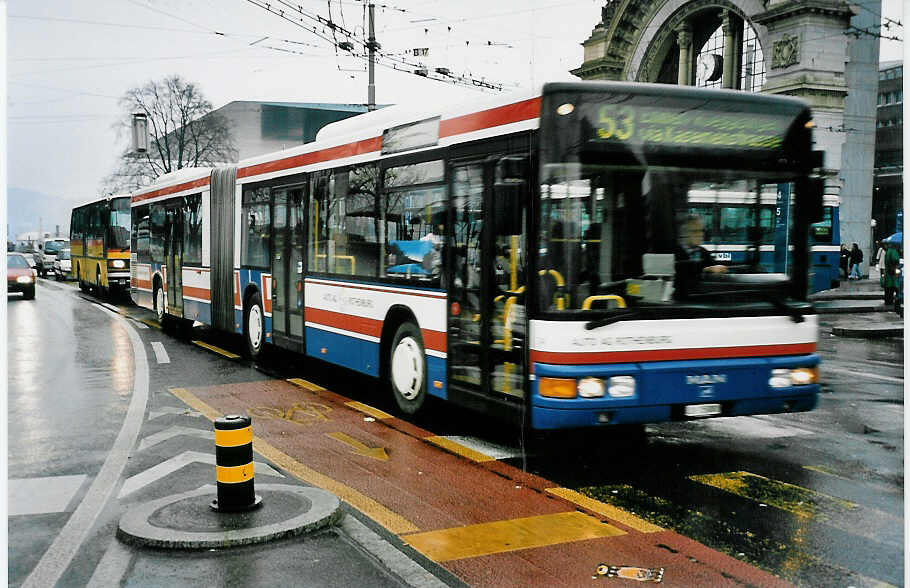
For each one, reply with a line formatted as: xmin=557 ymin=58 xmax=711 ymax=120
xmin=823 ymin=365 xmax=903 ymax=384
xmin=702 ymin=416 xmax=814 ymax=439
xmin=22 ymin=302 xmax=150 ymax=588
xmin=129 ymin=318 xmax=149 ymax=330
xmin=117 ymin=451 xmax=284 ymax=499
xmin=441 ymin=435 xmax=523 ymax=460
xmin=85 ymin=536 xmax=133 ymax=588
xmin=137 ymin=426 xmax=213 ymax=452
xmin=150 ymin=342 xmax=170 ymax=364
xmin=101 ymin=302 xmax=121 ymax=314
xmin=8 ymin=475 xmax=87 ymax=516
xmin=148 ymin=406 xmax=202 ymax=420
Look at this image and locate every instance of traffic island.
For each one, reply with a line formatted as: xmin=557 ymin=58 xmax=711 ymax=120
xmin=117 ymin=484 xmax=342 ymax=549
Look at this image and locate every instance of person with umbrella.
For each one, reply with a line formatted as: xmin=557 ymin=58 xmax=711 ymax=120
xmin=882 ymin=236 xmax=902 ymax=304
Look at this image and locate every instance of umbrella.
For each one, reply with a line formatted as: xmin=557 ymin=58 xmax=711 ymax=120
xmin=883 ymin=232 xmax=902 ymax=245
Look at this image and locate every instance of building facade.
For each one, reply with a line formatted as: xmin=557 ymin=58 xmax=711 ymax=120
xmin=873 ymin=60 xmax=903 ymax=243
xmin=572 ymin=0 xmax=881 ymax=258
xmin=213 ymin=101 xmax=371 ymax=160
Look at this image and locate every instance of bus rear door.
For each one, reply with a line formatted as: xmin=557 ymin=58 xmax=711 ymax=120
xmin=164 ymin=206 xmax=184 ymax=318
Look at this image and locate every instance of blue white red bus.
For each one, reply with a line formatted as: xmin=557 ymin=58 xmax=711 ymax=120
xmin=131 ymin=81 xmax=823 ymax=430
xmin=687 ymin=190 xmax=840 ymax=293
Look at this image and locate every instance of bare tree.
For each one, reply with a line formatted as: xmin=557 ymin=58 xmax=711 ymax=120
xmin=102 ymin=75 xmax=237 ymax=193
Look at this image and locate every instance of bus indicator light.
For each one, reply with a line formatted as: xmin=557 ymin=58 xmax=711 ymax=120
xmin=539 ymin=377 xmax=577 ymax=398
xmin=451 ymin=302 xmax=461 ymax=316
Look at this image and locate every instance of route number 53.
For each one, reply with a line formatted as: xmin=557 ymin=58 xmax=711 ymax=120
xmin=596 ymin=106 xmax=634 ymax=140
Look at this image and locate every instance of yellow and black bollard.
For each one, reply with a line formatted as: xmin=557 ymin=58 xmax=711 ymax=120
xmin=211 ymin=414 xmax=262 ymax=512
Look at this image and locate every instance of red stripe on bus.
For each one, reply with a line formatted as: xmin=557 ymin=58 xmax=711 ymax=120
xmin=134 ymin=278 xmax=152 ymax=290
xmin=306 ymin=307 xmax=383 ymax=338
xmin=132 ymin=177 xmax=209 ymax=203
xmin=238 ymin=137 xmax=383 ymax=179
xmin=306 ymin=307 xmax=447 ymax=353
xmin=305 ymin=278 xmax=447 ymax=299
xmin=183 ymin=285 xmax=211 ymax=301
xmin=439 ymin=97 xmax=541 ymax=138
xmin=530 ymin=343 xmax=817 ymax=365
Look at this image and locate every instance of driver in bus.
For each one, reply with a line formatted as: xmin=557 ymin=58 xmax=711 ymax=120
xmin=675 ymin=214 xmax=727 ymax=297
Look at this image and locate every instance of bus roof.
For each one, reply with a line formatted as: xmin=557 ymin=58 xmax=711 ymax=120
xmin=131 ymin=166 xmax=216 ymax=203
xmin=236 ymin=87 xmax=541 ymax=182
xmin=73 ymin=193 xmax=131 ymax=210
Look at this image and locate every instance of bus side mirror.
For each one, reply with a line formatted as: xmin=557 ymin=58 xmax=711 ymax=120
xmin=799 ymin=177 xmax=824 ymax=223
xmin=493 ymin=156 xmax=528 ymax=236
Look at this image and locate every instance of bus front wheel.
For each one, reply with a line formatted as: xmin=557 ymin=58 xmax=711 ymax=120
xmin=244 ymin=292 xmax=264 ymax=359
xmin=387 ymin=321 xmax=427 ymax=415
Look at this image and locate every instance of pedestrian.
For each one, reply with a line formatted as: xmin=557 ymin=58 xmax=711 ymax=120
xmin=849 ymin=242 xmax=863 ymax=280
xmin=875 ymin=241 xmax=886 ymax=268
xmin=882 ymin=243 xmax=900 ymax=304
xmin=839 ymin=244 xmax=850 ymax=280
xmin=871 ymin=240 xmax=881 ymax=267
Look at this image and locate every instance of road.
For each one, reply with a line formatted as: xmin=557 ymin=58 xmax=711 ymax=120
xmin=7 ymin=278 xmax=904 ymax=587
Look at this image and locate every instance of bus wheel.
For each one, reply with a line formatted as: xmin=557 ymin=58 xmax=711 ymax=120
xmin=244 ymin=292 xmax=264 ymax=359
xmin=388 ymin=322 xmax=427 ymax=415
xmin=154 ymin=284 xmax=166 ymax=325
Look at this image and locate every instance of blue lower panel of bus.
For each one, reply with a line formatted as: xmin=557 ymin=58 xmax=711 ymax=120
xmin=182 ymin=299 xmax=211 ymax=324
xmin=304 ymin=326 xmax=446 ymax=399
xmin=530 ymin=354 xmax=819 ymax=430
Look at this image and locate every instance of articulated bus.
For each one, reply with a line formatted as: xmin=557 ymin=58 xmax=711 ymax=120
xmin=70 ymin=195 xmax=131 ymax=294
xmin=687 ymin=190 xmax=840 ymax=293
xmin=131 ymin=81 xmax=824 ymax=430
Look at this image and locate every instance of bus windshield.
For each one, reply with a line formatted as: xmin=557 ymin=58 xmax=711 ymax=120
xmin=109 ymin=197 xmax=131 ymax=250
xmin=538 ymin=163 xmax=800 ymax=312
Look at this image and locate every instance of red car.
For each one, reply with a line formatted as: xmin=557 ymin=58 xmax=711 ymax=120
xmin=8 ymin=253 xmax=36 ymax=299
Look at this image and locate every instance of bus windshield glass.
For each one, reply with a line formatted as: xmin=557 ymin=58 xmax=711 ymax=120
xmin=109 ymin=197 xmax=131 ymax=250
xmin=537 ymin=86 xmax=812 ymax=314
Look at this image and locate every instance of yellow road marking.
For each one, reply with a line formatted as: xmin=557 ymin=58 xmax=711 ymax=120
xmin=169 ymin=387 xmax=419 ymax=534
xmin=327 ymin=432 xmax=389 ymax=461
xmin=403 ymin=511 xmax=625 ymax=562
xmin=345 ymin=401 xmax=393 ymax=420
xmin=545 ymin=488 xmax=664 ymax=533
xmin=425 ymin=436 xmax=494 ymax=463
xmin=288 ymin=378 xmax=326 ymax=392
xmin=139 ymin=318 xmax=161 ymax=330
xmin=689 ymin=471 xmax=857 ymax=519
xmin=192 ymin=340 xmax=240 ymax=359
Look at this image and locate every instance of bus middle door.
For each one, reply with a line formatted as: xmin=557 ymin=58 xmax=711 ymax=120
xmin=270 ymin=185 xmax=306 ymax=351
xmin=164 ymin=205 xmax=184 ymax=318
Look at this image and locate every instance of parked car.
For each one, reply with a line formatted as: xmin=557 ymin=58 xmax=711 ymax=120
xmin=8 ymin=253 xmax=36 ymax=299
xmin=53 ymin=248 xmax=72 ymax=281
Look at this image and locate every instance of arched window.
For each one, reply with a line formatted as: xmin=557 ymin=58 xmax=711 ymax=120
xmin=694 ymin=18 xmax=765 ymax=92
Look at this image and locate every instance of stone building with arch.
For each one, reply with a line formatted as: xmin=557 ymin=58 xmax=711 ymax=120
xmin=572 ymin=0 xmax=881 ymax=262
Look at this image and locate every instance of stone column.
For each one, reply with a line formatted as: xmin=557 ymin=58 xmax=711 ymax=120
xmin=721 ymin=11 xmax=736 ymax=88
xmin=676 ymin=25 xmax=693 ymax=86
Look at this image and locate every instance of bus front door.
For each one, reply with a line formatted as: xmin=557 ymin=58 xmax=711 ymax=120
xmin=448 ymin=161 xmax=526 ymax=415
xmin=164 ymin=206 xmax=184 ymax=318
xmin=271 ymin=185 xmax=306 ymax=351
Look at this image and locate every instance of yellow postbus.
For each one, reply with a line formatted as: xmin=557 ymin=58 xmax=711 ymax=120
xmin=70 ymin=195 xmax=131 ymax=295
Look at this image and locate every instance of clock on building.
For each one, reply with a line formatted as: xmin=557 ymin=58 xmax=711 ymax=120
xmin=696 ymin=53 xmax=723 ymax=84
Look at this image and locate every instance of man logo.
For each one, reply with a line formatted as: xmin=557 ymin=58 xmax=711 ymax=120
xmin=686 ymin=374 xmax=727 ymax=385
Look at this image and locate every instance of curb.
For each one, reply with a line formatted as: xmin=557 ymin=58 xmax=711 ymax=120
xmin=117 ymin=484 xmax=342 ymax=549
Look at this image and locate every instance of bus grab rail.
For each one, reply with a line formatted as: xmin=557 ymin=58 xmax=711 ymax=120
xmin=582 ymin=295 xmax=627 ymax=310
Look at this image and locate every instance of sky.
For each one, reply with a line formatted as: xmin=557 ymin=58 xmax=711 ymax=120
xmin=5 ymin=0 xmax=905 ymax=219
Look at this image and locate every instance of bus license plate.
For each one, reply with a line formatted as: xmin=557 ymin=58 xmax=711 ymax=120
xmin=684 ymin=403 xmax=722 ymax=418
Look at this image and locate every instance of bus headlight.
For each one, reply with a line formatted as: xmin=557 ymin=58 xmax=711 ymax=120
xmin=110 ymin=259 xmax=127 ymax=269
xmin=577 ymin=377 xmax=605 ymax=398
xmin=607 ymin=376 xmax=636 ymax=397
xmin=769 ymin=367 xmax=818 ymax=388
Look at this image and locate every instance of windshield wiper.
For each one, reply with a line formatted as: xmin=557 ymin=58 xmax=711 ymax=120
xmin=585 ymin=309 xmax=641 ymax=330
xmin=687 ymin=289 xmax=804 ymax=323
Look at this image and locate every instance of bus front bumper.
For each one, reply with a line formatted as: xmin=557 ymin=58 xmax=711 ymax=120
xmin=529 ymin=354 xmax=819 ymax=430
